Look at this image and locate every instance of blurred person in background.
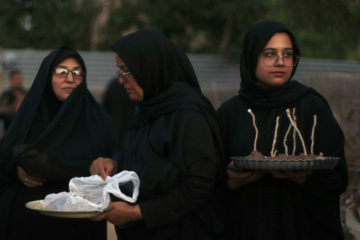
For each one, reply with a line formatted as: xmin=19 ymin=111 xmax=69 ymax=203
xmin=0 ymin=69 xmax=27 ymax=130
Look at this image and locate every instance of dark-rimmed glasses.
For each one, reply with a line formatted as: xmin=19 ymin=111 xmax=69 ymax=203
xmin=54 ymin=68 xmax=84 ymax=80
xmin=259 ymin=51 xmax=300 ymax=67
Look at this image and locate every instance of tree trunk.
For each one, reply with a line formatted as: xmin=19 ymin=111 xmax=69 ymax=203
xmin=90 ymin=0 xmax=111 ymax=51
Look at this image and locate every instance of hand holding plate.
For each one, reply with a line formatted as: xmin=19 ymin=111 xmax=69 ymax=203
xmin=227 ymin=161 xmax=265 ymax=190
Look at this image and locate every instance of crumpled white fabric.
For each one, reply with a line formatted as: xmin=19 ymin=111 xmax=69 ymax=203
xmin=42 ymin=170 xmax=140 ymax=212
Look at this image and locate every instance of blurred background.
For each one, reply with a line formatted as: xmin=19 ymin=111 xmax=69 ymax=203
xmin=0 ymin=0 xmax=359 ymax=239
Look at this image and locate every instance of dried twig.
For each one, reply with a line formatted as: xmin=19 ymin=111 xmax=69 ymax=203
xmin=292 ymin=108 xmax=297 ymax=155
xmin=311 ymin=115 xmax=317 ymax=154
xmin=271 ymin=116 xmax=280 ymax=157
xmin=283 ymin=120 xmax=292 ymax=156
xmin=248 ymin=109 xmax=258 ymax=152
xmin=286 ymin=109 xmax=307 ymax=156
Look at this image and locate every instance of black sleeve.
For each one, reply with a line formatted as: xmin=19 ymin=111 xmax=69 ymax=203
xmin=301 ymin=95 xmax=348 ymax=200
xmin=139 ymin=111 xmax=218 ymax=229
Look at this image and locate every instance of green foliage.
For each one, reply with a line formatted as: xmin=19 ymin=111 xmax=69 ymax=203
xmin=0 ymin=0 xmax=359 ymax=61
xmin=280 ymin=0 xmax=360 ymax=60
xmin=0 ymin=0 xmax=98 ymax=50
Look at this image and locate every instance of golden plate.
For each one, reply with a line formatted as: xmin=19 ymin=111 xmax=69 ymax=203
xmin=25 ymin=200 xmax=110 ymax=218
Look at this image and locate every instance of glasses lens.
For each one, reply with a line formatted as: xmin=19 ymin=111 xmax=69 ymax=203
xmin=55 ymin=68 xmax=68 ymax=77
xmin=55 ymin=68 xmax=83 ymax=79
xmin=116 ymin=70 xmax=130 ymax=79
xmin=261 ymin=51 xmax=297 ymax=67
xmin=72 ymin=70 xmax=83 ymax=79
xmin=283 ymin=52 xmax=294 ymax=67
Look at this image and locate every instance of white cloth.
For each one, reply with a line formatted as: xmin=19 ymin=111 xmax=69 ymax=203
xmin=42 ymin=171 xmax=140 ymax=212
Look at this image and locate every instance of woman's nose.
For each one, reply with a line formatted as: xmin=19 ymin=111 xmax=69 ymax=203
xmin=65 ymin=72 xmax=75 ymax=82
xmin=275 ymin=55 xmax=285 ymax=66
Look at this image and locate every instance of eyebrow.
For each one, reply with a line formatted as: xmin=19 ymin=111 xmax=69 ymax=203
xmin=117 ymin=64 xmax=127 ymax=69
xmin=263 ymin=47 xmax=293 ymax=51
xmin=117 ymin=64 xmax=130 ymax=72
xmin=57 ymin=65 xmax=82 ymax=69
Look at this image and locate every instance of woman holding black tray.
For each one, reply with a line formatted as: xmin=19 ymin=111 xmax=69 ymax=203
xmin=217 ymin=21 xmax=348 ymax=240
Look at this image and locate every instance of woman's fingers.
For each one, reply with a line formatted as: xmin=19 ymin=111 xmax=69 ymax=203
xmin=17 ymin=166 xmax=45 ymax=187
xmin=90 ymin=157 xmax=116 ymax=180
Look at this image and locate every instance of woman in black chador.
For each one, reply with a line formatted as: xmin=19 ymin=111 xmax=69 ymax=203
xmin=0 ymin=47 xmax=115 ymax=240
xmin=217 ymin=21 xmax=348 ymax=240
xmin=90 ymin=30 xmax=226 ymax=240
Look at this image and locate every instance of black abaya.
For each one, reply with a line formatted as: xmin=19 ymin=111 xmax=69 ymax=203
xmin=0 ymin=47 xmax=115 ymax=240
xmin=217 ymin=21 xmax=348 ymax=240
xmin=111 ymin=30 xmax=226 ymax=240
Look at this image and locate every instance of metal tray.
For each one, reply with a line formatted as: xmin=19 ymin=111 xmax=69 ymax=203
xmin=230 ymin=156 xmax=339 ymax=170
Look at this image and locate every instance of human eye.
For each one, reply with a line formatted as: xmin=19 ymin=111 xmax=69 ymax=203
xmin=55 ymin=68 xmax=68 ymax=76
xmin=284 ymin=52 xmax=293 ymax=58
xmin=72 ymin=70 xmax=83 ymax=76
xmin=262 ymin=51 xmax=276 ymax=58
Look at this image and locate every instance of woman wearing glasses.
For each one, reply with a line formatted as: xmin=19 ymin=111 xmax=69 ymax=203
xmin=90 ymin=30 xmax=226 ymax=240
xmin=217 ymin=21 xmax=347 ymax=239
xmin=0 ymin=47 xmax=115 ymax=239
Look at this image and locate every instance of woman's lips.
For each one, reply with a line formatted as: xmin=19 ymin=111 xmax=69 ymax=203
xmin=272 ymin=71 xmax=285 ymax=77
xmin=62 ymin=87 xmax=75 ymax=92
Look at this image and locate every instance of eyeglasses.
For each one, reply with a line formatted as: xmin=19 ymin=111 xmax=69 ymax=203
xmin=54 ymin=68 xmax=84 ymax=79
xmin=116 ymin=69 xmax=131 ymax=79
xmin=259 ymin=51 xmax=299 ymax=67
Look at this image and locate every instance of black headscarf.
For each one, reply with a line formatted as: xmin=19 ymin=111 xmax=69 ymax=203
xmin=239 ymin=21 xmax=312 ymax=109
xmin=111 ymin=30 xmax=218 ymax=130
xmin=111 ymin=29 xmax=201 ymax=101
xmin=111 ymin=28 xmax=225 ymax=170
xmin=0 ymin=47 xmax=115 ymax=182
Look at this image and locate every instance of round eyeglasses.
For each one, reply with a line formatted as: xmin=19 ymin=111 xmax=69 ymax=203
xmin=259 ymin=51 xmax=300 ymax=67
xmin=54 ymin=68 xmax=84 ymax=79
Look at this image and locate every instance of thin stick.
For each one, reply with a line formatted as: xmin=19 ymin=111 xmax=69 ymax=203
xmin=286 ymin=109 xmax=308 ymax=156
xmin=292 ymin=108 xmax=297 ymax=155
xmin=248 ymin=109 xmax=258 ymax=152
xmin=283 ymin=121 xmax=292 ymax=156
xmin=271 ymin=116 xmax=280 ymax=157
xmin=311 ymin=115 xmax=317 ymax=155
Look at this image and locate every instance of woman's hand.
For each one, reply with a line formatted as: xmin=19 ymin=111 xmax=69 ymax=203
xmin=227 ymin=161 xmax=265 ymax=190
xmin=270 ymin=170 xmax=312 ymax=184
xmin=90 ymin=157 xmax=118 ymax=180
xmin=17 ymin=166 xmax=46 ymax=187
xmin=91 ymin=201 xmax=142 ymax=226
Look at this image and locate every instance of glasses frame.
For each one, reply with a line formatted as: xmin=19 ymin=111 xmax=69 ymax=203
xmin=54 ymin=67 xmax=84 ymax=80
xmin=116 ymin=69 xmax=131 ymax=79
xmin=259 ymin=53 xmax=300 ymax=67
